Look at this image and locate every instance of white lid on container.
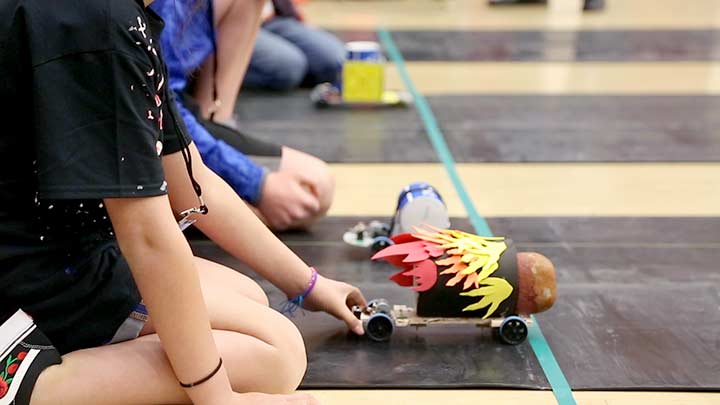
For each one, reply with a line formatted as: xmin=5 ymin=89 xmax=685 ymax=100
xmin=345 ymin=41 xmax=382 ymax=53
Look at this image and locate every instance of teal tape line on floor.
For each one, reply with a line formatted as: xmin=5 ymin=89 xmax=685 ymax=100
xmin=375 ymin=29 xmax=492 ymax=237
xmin=377 ymin=28 xmax=577 ymax=405
xmin=529 ymin=314 xmax=577 ymax=405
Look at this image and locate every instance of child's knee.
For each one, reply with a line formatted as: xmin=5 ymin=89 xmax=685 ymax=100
xmin=245 ymin=279 xmax=270 ymax=307
xmin=267 ymin=58 xmax=308 ymax=91
xmin=266 ymin=320 xmax=307 ymax=393
xmin=274 ymin=348 xmax=307 ymax=394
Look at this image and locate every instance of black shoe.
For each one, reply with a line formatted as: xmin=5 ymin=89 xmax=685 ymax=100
xmin=0 ymin=310 xmax=62 ymax=405
xmin=583 ymin=0 xmax=605 ymax=11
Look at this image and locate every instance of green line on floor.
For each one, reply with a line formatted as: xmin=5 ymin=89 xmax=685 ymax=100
xmin=376 ymin=29 xmax=492 ymax=237
xmin=378 ymin=27 xmax=577 ymax=405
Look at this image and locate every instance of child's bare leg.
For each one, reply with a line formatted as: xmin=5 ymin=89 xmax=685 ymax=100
xmin=31 ymin=329 xmax=300 ymax=405
xmin=195 ymin=0 xmax=264 ymax=121
xmin=161 ymin=257 xmax=307 ymax=383
xmin=187 ymin=257 xmax=270 ymax=307
xmin=29 ymin=257 xmax=307 ymax=405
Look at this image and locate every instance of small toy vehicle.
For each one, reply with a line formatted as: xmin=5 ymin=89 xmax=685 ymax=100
xmin=342 ymin=183 xmax=450 ymax=252
xmin=488 ymin=0 xmax=604 ymax=10
xmin=310 ymin=83 xmax=412 ymax=109
xmin=312 ymin=41 xmax=413 ymax=108
xmin=363 ymin=227 xmax=557 ymax=344
xmin=342 ymin=220 xmax=394 ymax=252
xmin=353 ymin=299 xmax=531 ymax=345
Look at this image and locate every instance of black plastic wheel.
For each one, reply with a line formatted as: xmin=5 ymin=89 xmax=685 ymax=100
xmin=310 ymin=85 xmax=331 ymax=108
xmin=367 ymin=299 xmax=392 ymax=315
xmin=371 ymin=236 xmax=394 ymax=252
xmin=497 ymin=316 xmax=528 ymax=345
xmin=365 ymin=313 xmax=394 ymax=342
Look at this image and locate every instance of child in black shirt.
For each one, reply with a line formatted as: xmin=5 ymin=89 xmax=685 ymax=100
xmin=0 ymin=1 xmax=362 ymax=404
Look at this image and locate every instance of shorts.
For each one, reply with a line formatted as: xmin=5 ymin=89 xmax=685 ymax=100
xmin=108 ymin=302 xmax=148 ymax=344
xmin=0 ymin=310 xmax=62 ymax=405
xmin=1 ymin=239 xmax=142 ymax=355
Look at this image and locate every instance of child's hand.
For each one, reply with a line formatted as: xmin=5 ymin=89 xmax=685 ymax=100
xmin=302 ymin=275 xmax=367 ymax=335
xmin=259 ymin=171 xmax=321 ymax=230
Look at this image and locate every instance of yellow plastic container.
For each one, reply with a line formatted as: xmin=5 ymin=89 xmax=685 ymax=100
xmin=342 ymin=42 xmax=384 ymax=103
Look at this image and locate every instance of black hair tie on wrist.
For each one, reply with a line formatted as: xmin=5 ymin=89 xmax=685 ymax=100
xmin=179 ymin=357 xmax=223 ymax=388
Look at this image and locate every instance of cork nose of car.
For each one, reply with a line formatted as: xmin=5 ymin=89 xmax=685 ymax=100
xmin=516 ymin=252 xmax=557 ymax=315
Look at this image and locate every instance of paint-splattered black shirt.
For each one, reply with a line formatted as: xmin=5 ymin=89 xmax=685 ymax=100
xmin=0 ymin=0 xmax=191 ymax=351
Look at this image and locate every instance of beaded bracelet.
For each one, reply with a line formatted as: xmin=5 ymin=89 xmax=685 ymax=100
xmin=179 ymin=357 xmax=223 ymax=388
xmin=281 ymin=267 xmax=318 ymax=317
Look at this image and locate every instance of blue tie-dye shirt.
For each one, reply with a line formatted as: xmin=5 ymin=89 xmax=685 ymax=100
xmin=151 ymin=0 xmax=266 ymax=204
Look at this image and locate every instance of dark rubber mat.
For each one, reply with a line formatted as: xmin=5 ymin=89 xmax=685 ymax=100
xmin=336 ymin=30 xmax=720 ymax=62
xmin=429 ymin=95 xmax=720 ymax=162
xmin=189 ymin=217 xmax=720 ymax=390
xmin=191 ymin=238 xmax=549 ymax=389
xmin=235 ymin=93 xmax=720 ymax=162
xmin=233 ymin=90 xmax=437 ymax=163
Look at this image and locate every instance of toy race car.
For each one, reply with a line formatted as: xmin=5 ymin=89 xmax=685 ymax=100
xmin=354 ymin=299 xmax=532 ymax=345
xmin=488 ymin=0 xmax=604 ymax=11
xmin=357 ymin=227 xmax=557 ymax=344
xmin=343 ymin=182 xmax=450 ymax=252
xmin=342 ymin=220 xmax=394 ymax=251
xmin=310 ymin=83 xmax=412 ymax=109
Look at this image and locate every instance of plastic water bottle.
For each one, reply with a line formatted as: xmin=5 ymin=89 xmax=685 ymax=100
xmin=392 ymin=182 xmax=451 ymax=235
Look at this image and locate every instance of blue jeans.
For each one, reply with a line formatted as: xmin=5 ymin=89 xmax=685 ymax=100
xmin=243 ymin=18 xmax=345 ymax=91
